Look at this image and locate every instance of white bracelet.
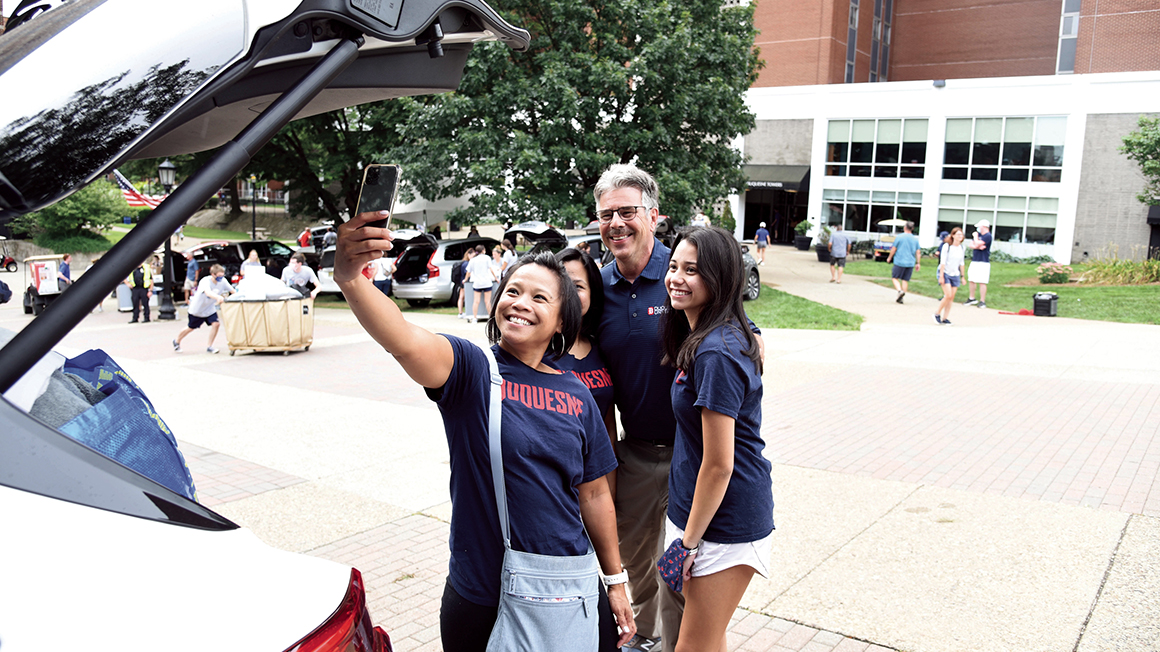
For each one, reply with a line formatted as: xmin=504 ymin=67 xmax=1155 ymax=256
xmin=601 ymin=570 xmax=629 ymax=587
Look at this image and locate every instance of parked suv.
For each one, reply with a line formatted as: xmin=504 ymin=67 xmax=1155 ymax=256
xmin=185 ymin=240 xmax=299 ymax=285
xmin=316 ymin=229 xmax=427 ymax=296
xmin=392 ymin=236 xmax=499 ymax=306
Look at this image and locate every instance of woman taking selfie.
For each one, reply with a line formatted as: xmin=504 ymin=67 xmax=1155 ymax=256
xmin=659 ymin=226 xmax=773 ymax=652
xmin=334 ymin=211 xmax=634 ymax=652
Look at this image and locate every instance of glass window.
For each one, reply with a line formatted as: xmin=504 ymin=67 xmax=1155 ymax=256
xmin=943 ymin=167 xmax=969 ymax=180
xmin=1032 ymin=168 xmax=1062 ymax=182
xmin=1001 ymin=168 xmax=1030 ymax=181
xmin=875 ymin=120 xmax=901 ymax=164
xmin=1034 ymin=117 xmax=1066 ymax=167
xmin=845 ymin=203 xmax=869 ymax=231
xmin=1028 ymin=197 xmax=1059 ymax=211
xmin=847 ymin=190 xmax=871 ymax=202
xmin=998 ymin=196 xmax=1026 ymax=210
xmin=823 ymin=189 xmax=846 ymax=201
xmin=872 ymin=191 xmax=896 ymax=203
xmin=967 ymin=209 xmax=993 ymax=224
xmin=938 ymin=208 xmax=964 ymax=222
xmin=850 ymin=120 xmax=876 ymax=163
xmin=940 ymin=194 xmax=966 ymax=207
xmin=967 ymin=195 xmax=995 ymax=209
xmin=824 ymin=203 xmax=846 ymax=227
xmin=1063 ymin=0 xmax=1080 ymax=12
xmin=995 ymin=211 xmax=1025 ymax=243
xmin=972 ymin=118 xmax=1002 ymax=166
xmin=897 ymin=192 xmax=923 ymax=205
xmin=970 ymin=167 xmax=998 ymax=180
xmin=1057 ymin=37 xmax=1077 ymax=73
xmin=1026 ymin=213 xmax=1057 ymax=244
xmin=944 ymin=119 xmax=973 ymax=165
xmin=870 ymin=205 xmax=895 ymax=230
xmin=897 ymin=206 xmax=919 ymax=231
xmin=1002 ymin=117 xmax=1033 ymax=166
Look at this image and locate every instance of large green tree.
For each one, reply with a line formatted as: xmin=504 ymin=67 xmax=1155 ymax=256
xmin=396 ymin=0 xmax=762 ymax=226
xmin=11 ymin=178 xmax=129 ymax=250
xmin=1120 ymin=115 xmax=1160 ymax=206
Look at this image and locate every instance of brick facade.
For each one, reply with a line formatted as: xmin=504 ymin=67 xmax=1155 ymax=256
xmin=1074 ymin=3 xmax=1160 ymax=74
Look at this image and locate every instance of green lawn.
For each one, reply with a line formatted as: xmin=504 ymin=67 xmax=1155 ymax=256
xmin=746 ymin=286 xmax=864 ymax=331
xmin=844 ymin=259 xmax=1159 ymax=325
xmin=103 ymin=224 xmax=260 ymax=245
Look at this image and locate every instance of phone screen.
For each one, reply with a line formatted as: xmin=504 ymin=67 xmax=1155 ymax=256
xmin=355 ymin=164 xmax=399 ymax=229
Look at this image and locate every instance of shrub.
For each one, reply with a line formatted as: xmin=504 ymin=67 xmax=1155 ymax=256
xmin=1037 ymin=262 xmax=1073 ymax=284
xmin=1083 ymin=257 xmax=1160 ymax=285
xmin=794 ymin=220 xmax=809 ymax=236
xmin=35 ymin=231 xmax=113 ymax=254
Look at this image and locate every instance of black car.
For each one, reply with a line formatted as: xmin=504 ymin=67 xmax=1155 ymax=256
xmin=190 ymin=240 xmax=299 ymax=284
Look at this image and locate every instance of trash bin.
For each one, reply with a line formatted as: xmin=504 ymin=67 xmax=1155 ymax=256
xmin=1033 ymin=292 xmax=1058 ymax=317
xmin=123 ymin=215 xmax=132 ymax=224
xmin=219 ymin=296 xmax=314 ymax=355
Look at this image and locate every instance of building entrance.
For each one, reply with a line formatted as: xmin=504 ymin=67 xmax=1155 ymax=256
xmin=744 ymin=189 xmax=806 ymax=243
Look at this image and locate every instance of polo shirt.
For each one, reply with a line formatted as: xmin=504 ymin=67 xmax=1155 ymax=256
xmin=891 ymin=233 xmax=920 ymax=267
xmin=972 ymin=232 xmax=992 ymax=262
xmin=597 ymin=239 xmax=676 ymax=443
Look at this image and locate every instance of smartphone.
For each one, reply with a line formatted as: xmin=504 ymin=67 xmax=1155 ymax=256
xmin=354 ymin=164 xmax=400 ymax=229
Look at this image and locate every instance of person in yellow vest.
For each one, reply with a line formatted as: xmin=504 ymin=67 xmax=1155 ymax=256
xmin=124 ymin=260 xmax=154 ymax=323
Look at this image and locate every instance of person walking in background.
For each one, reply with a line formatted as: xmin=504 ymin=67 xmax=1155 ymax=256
xmin=241 ymin=250 xmax=263 ymax=277
xmin=935 ymin=227 xmax=966 ymax=325
xmin=454 ymin=248 xmax=475 ymax=319
xmin=467 ymin=225 xmax=481 ymax=238
xmin=659 ymin=226 xmax=773 ymax=652
xmin=464 ymin=244 xmax=494 ymax=323
xmin=280 ymin=253 xmax=321 ymax=299
xmin=501 ymin=239 xmax=518 ymax=272
xmin=489 ymin=245 xmax=505 ymax=298
xmin=827 ymin=223 xmax=852 ymax=284
xmin=124 ymin=260 xmax=154 ymax=323
xmin=886 ymin=221 xmax=921 ymax=303
xmin=183 ymin=252 xmax=198 ymax=305
xmin=322 ymin=227 xmax=338 ymax=249
xmin=173 ymin=264 xmax=235 ymax=354
xmin=298 ymin=227 xmax=311 ymax=248
xmin=56 ymin=253 xmax=72 ymax=288
xmin=753 ymin=222 xmax=770 ymax=266
xmin=370 ymin=251 xmax=393 ymax=297
xmin=965 ymin=219 xmax=993 ymax=309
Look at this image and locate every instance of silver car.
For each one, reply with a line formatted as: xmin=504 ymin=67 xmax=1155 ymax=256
xmin=392 ymin=236 xmax=499 ymax=306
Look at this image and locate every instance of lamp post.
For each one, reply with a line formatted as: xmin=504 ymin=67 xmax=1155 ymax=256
xmin=250 ymin=174 xmax=258 ymax=240
xmin=157 ymin=159 xmax=177 ymax=321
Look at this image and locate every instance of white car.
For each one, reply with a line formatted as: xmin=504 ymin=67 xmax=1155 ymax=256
xmin=0 ymin=0 xmax=529 ymax=649
xmin=316 ymin=229 xmax=426 ymax=296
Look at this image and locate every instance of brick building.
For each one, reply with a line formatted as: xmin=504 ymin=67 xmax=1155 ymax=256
xmin=736 ymin=0 xmax=1160 ymax=262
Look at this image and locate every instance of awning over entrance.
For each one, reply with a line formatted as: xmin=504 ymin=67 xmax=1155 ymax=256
xmin=743 ymin=165 xmax=810 ymax=191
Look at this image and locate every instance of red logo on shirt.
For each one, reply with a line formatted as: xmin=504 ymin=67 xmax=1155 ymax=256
xmin=570 ymin=368 xmax=613 ymax=391
xmin=675 ymin=370 xmax=687 ymax=385
xmin=502 ymin=380 xmax=585 ymax=416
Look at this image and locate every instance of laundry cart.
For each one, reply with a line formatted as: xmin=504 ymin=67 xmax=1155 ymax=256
xmin=219 ymin=296 xmax=313 ymax=355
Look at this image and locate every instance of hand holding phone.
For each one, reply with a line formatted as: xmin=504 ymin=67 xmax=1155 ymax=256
xmin=354 ymin=164 xmax=400 ymax=229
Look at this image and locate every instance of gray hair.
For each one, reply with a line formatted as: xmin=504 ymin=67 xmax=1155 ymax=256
xmin=593 ymin=164 xmax=660 ymax=210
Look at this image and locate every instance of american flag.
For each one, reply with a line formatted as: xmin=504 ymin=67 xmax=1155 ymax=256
xmin=112 ymin=169 xmax=165 ymax=208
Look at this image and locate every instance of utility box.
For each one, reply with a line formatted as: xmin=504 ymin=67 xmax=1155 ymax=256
xmin=1033 ymin=292 xmax=1058 ymax=317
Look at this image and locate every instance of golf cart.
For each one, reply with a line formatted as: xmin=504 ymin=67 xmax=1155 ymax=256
xmin=873 ymin=218 xmax=910 ymax=261
xmin=21 ymin=253 xmax=67 ymax=315
xmin=0 ymin=236 xmax=17 ymax=273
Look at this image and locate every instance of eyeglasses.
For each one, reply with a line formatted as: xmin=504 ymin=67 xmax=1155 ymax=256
xmin=597 ymin=205 xmax=646 ymax=223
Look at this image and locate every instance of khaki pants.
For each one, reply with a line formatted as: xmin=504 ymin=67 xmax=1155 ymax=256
xmin=615 ymin=438 xmax=684 ymax=651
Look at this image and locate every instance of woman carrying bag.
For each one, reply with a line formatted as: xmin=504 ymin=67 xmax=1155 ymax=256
xmin=334 ymin=211 xmax=635 ymax=652
xmin=657 ymin=226 xmax=774 ymax=652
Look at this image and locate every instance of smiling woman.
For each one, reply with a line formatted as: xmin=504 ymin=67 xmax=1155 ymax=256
xmin=333 ymin=212 xmax=637 ymax=651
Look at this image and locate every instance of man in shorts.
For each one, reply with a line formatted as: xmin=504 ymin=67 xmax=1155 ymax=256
xmin=827 ymin=222 xmax=852 ymax=283
xmin=182 ymin=252 xmax=198 ymax=304
xmin=753 ymin=221 xmax=769 ymax=265
xmin=965 ymin=219 xmax=992 ymax=309
xmin=886 ymin=221 xmax=921 ymax=303
xmin=173 ymin=264 xmax=234 ymax=354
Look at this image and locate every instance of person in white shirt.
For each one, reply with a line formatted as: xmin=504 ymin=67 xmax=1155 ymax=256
xmin=464 ymin=244 xmax=494 ymax=323
xmin=173 ymin=264 xmax=235 ymax=354
xmin=935 ymin=227 xmax=966 ymax=325
xmin=280 ymin=253 xmax=321 ymax=299
xmin=501 ymin=239 xmax=518 ymax=272
xmin=371 ymin=252 xmax=394 ymax=297
xmin=241 ymin=249 xmax=264 ymax=277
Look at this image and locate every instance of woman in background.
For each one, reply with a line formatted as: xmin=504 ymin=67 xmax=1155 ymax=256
xmin=935 ymin=227 xmax=965 ymax=325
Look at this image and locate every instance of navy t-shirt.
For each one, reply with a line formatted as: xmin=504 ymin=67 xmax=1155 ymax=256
xmin=972 ymin=232 xmax=992 ymax=262
xmin=551 ymin=345 xmax=615 ymax=420
xmin=668 ymin=323 xmax=774 ymax=544
xmin=597 ymin=239 xmax=676 ymax=443
xmin=429 ymin=335 xmax=617 ymax=606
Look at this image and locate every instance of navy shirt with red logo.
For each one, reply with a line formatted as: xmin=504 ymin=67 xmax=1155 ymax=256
xmin=428 ymin=335 xmax=617 ymax=606
xmin=668 ymin=323 xmax=773 ymax=544
xmin=551 ymin=346 xmax=615 ymax=420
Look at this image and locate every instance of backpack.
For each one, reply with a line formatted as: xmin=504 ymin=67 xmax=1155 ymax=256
xmin=0 ymin=279 xmax=11 ymax=304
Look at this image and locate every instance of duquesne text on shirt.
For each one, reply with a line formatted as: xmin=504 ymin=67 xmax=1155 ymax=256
xmin=502 ymin=379 xmax=586 ymax=416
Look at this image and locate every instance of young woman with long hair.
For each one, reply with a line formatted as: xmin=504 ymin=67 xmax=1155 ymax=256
xmin=935 ymin=227 xmax=966 ymax=325
xmin=659 ymin=226 xmax=774 ymax=652
xmin=334 ymin=211 xmax=635 ymax=651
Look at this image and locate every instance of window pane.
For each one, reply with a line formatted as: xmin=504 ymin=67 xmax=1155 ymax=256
xmin=828 ymin=142 xmax=849 ymax=163
xmin=847 ymin=190 xmax=871 ymax=202
xmin=903 ymin=119 xmax=928 ymax=142
xmin=827 ymin=164 xmax=848 ymax=177
xmin=1027 ymin=212 xmax=1057 ymax=227
xmin=898 ymin=206 xmax=920 ymax=231
xmin=823 ymin=189 xmax=846 ymax=201
xmin=876 ymin=144 xmax=900 ymax=164
xmin=900 ymin=166 xmax=925 ymax=178
xmin=1028 ymin=197 xmax=1059 ymax=211
xmin=946 ymin=118 xmax=973 ymax=142
xmin=901 ymin=141 xmax=925 ymax=164
xmin=968 ymin=195 xmax=995 ymax=209
xmin=1064 ymin=0 xmax=1081 ymax=13
xmin=944 ymin=142 xmax=970 ymax=165
xmin=1001 ymin=168 xmax=1030 ymax=181
xmin=874 ymin=165 xmax=898 ymax=177
xmin=939 ymin=208 xmax=964 ymax=222
xmin=897 ymin=192 xmax=922 ymax=205
xmin=1003 ymin=117 xmax=1033 ymax=166
xmin=973 ymin=118 xmax=1002 ymax=165
xmin=851 ymin=165 xmax=872 ymax=177
xmin=1032 ymin=168 xmax=1062 ymax=182
xmin=1034 ymin=117 xmax=1067 ymax=166
xmin=1061 ymin=15 xmax=1078 ymax=37
xmin=1026 ymin=213 xmax=1056 ymax=243
xmin=845 ymin=204 xmax=869 ymax=231
xmin=871 ymin=205 xmax=895 ymax=230
xmin=943 ymin=167 xmax=969 ymax=179
xmin=851 ymin=120 xmax=874 ymax=163
xmin=828 ymin=120 xmax=851 ymax=142
xmin=877 ymin=120 xmax=901 ymax=143
xmin=967 ymin=209 xmax=994 ymax=224
xmin=872 ymin=191 xmax=896 ymax=203
xmin=940 ymin=194 xmax=966 ymax=208
xmin=996 ymin=211 xmax=1024 ymax=227
xmin=970 ymin=167 xmax=998 ymax=180
xmin=852 ymin=119 xmax=876 ymax=140
xmin=1058 ymin=37 xmax=1077 ymax=73
xmin=825 ymin=202 xmax=846 ymax=227
xmin=997 ymin=196 xmax=1026 ymax=210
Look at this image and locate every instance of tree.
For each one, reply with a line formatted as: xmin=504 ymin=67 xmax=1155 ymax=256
xmin=1120 ymin=115 xmax=1160 ymax=206
xmin=11 ymin=178 xmax=129 ymax=251
xmin=396 ymin=0 xmax=762 ymax=226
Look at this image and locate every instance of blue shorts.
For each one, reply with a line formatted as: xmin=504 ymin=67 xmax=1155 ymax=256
xmin=891 ymin=265 xmax=914 ymax=281
xmin=941 ymin=275 xmax=961 ymax=288
xmin=187 ymin=312 xmax=219 ymax=329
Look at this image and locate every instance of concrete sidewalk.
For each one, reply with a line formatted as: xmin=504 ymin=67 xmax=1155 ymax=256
xmin=2 ymin=246 xmax=1158 ymax=652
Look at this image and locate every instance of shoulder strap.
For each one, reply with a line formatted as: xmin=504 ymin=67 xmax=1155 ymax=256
xmin=475 ymin=341 xmax=510 ymax=544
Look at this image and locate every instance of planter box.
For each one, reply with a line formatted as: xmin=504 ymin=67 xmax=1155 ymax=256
xmin=816 ymin=244 xmax=831 ymax=262
xmin=794 ymin=235 xmax=811 ymax=250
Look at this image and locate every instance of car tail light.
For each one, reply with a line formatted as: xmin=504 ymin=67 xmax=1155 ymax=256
xmin=426 ymin=251 xmax=439 ymax=278
xmin=284 ymin=569 xmax=393 ymax=652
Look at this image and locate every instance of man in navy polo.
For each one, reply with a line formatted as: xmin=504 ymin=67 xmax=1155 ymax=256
xmin=594 ymin=164 xmax=680 ymax=652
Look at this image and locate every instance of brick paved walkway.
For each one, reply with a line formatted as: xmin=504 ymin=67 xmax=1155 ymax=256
xmin=182 ymin=443 xmax=895 ymax=652
xmin=766 ymin=365 xmax=1160 ymax=517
